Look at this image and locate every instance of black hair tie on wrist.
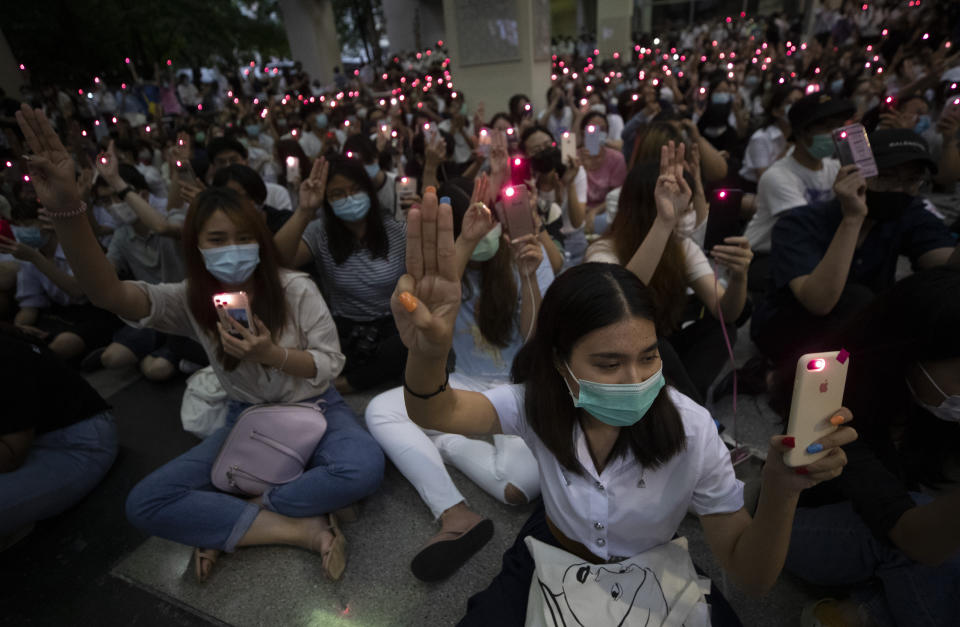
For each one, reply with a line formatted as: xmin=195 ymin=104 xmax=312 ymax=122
xmin=403 ymin=372 xmax=450 ymax=399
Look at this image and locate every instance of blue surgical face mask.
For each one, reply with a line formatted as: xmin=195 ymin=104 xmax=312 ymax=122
xmin=364 ymin=163 xmax=381 ymax=179
xmin=711 ymin=92 xmax=733 ymax=105
xmin=563 ymin=362 xmax=665 ymax=427
xmin=245 ymin=124 xmax=261 ymax=138
xmin=200 ymin=243 xmax=260 ymax=285
xmin=744 ymin=75 xmax=761 ymax=89
xmin=11 ymin=225 xmax=49 ymax=249
xmin=315 ymin=113 xmax=328 ymax=128
xmin=195 ymin=131 xmax=206 ymax=144
xmin=806 ymin=133 xmax=836 ymax=160
xmin=914 ymin=114 xmax=932 ymax=135
xmin=830 ymin=79 xmax=845 ymax=94
xmin=330 ymin=192 xmax=371 ymax=222
xmin=470 ymin=223 xmax=502 ymax=262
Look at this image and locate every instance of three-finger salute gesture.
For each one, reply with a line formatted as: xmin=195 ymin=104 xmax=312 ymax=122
xmin=391 ymin=188 xmax=462 ymax=359
xmin=653 ymin=140 xmax=691 ymax=228
xmin=15 ymin=104 xmax=81 ymax=214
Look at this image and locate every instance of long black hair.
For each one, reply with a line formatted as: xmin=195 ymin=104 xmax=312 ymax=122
xmin=513 ymin=263 xmax=686 ymax=474
xmin=322 ymin=153 xmax=389 ymax=265
xmin=771 ymin=266 xmax=960 ymax=485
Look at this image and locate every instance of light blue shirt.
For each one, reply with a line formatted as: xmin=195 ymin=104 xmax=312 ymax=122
xmin=452 ymin=249 xmax=554 ymax=382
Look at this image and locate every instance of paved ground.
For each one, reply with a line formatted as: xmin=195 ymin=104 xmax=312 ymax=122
xmin=1 ymin=325 xmax=827 ymax=627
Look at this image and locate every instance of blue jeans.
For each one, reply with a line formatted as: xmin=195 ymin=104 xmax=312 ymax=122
xmin=785 ymin=496 xmax=960 ymax=627
xmin=0 ymin=412 xmax=118 ymax=535
xmin=125 ymin=386 xmax=385 ymax=551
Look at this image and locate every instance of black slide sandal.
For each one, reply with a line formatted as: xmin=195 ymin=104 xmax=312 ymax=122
xmin=410 ymin=518 xmax=494 ymax=582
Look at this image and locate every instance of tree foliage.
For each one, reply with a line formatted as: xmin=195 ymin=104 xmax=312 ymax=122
xmin=5 ymin=0 xmax=289 ymax=85
xmin=331 ymin=0 xmax=385 ymax=64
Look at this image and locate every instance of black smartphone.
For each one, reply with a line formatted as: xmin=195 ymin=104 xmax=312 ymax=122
xmin=703 ymin=189 xmax=744 ymax=253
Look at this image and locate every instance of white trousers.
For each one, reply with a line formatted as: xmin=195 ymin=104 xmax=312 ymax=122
xmin=364 ymin=374 xmax=541 ymax=519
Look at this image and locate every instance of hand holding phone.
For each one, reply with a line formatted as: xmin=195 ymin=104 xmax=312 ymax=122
xmin=213 ymin=292 xmax=252 ymax=338
xmin=703 ymin=189 xmax=744 ymax=253
xmin=783 ymin=351 xmax=849 ymax=468
xmin=832 ymin=124 xmax=878 ymax=178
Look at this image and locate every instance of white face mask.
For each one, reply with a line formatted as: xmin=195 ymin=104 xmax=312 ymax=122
xmin=909 ymin=363 xmax=960 ymax=423
xmin=589 ymin=103 xmax=606 ymax=114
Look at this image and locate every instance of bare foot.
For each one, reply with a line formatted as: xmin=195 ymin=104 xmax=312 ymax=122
xmin=194 ymin=548 xmax=222 ymax=582
xmin=439 ymin=502 xmax=484 ymax=534
xmin=299 ymin=515 xmax=335 ymax=554
xmin=503 ymin=482 xmax=528 ymax=505
xmin=334 ymin=376 xmax=355 ymax=395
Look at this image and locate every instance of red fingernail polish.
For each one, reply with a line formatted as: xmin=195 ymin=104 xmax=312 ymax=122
xmin=795 ymin=467 xmax=809 ymax=475
xmin=783 ymin=436 xmax=795 ymax=448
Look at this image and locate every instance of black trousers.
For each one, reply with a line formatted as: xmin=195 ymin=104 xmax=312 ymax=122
xmin=458 ymin=503 xmax=743 ymax=627
xmin=334 ymin=315 xmax=407 ymax=391
xmin=751 ymin=283 xmax=875 ymax=366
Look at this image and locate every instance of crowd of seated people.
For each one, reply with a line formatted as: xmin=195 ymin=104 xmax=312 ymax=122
xmin=1 ymin=1 xmax=958 ymax=624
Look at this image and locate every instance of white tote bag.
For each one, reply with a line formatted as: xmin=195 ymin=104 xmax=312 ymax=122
xmin=524 ymin=535 xmax=712 ymax=627
xmin=180 ymin=366 xmax=228 ymax=438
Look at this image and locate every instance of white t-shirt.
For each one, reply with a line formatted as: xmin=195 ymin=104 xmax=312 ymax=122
xmin=375 ymin=170 xmax=397 ymax=217
xmin=607 ymin=113 xmax=625 ymax=142
xmin=438 ymin=119 xmax=475 ymax=164
xmin=585 ymin=237 xmax=714 ymax=285
xmin=484 ymin=384 xmax=744 ymax=560
xmin=265 ymin=181 xmax=293 ymax=211
xmin=744 ymin=155 xmax=840 ymax=253
xmin=738 ymin=125 xmax=787 ymax=183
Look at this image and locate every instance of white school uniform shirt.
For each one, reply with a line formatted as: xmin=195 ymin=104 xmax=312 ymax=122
xmin=265 ymin=181 xmax=294 ymax=211
xmin=738 ymin=125 xmax=787 ymax=184
xmin=484 ymin=385 xmax=743 ymax=561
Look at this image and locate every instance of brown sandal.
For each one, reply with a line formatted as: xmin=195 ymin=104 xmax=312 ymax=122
xmin=321 ymin=514 xmax=347 ymax=581
xmin=193 ymin=547 xmax=221 ymax=583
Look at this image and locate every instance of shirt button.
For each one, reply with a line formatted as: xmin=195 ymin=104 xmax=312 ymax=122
xmin=597 ymin=538 xmax=606 ymax=546
xmin=594 ymin=521 xmax=605 ymax=530
xmin=595 ymin=481 xmax=604 ymax=491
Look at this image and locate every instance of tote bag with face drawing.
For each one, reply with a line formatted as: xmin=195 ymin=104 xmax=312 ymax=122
xmin=524 ymin=535 xmax=712 ymax=627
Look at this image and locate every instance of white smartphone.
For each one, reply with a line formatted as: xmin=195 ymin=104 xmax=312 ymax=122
xmin=560 ymin=131 xmax=576 ymax=164
xmin=213 ymin=291 xmax=252 ymax=337
xmin=422 ymin=122 xmax=438 ymax=143
xmin=783 ymin=351 xmax=849 ymax=468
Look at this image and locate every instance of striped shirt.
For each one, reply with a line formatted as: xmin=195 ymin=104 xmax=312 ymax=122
xmin=302 ymin=216 xmax=406 ymax=321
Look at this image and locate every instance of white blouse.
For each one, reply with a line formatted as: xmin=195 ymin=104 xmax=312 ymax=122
xmin=483 ymin=384 xmax=743 ymax=561
xmin=124 ymin=269 xmax=345 ymax=405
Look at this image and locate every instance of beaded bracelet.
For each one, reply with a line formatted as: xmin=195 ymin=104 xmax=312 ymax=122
xmin=47 ymin=201 xmax=88 ymax=219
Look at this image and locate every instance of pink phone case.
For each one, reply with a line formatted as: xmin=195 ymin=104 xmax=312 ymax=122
xmin=502 ymin=186 xmax=536 ymax=240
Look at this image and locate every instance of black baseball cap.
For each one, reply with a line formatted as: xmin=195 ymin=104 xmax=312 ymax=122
xmin=868 ymin=128 xmax=938 ymax=173
xmin=788 ymin=93 xmax=856 ymax=132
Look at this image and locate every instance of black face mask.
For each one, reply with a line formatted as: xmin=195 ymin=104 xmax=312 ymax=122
xmin=864 ymin=190 xmax=913 ymax=222
xmin=529 ymin=146 xmax=566 ymax=178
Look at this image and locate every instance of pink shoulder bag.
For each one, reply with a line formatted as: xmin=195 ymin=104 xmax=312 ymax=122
xmin=211 ymin=401 xmax=328 ymax=496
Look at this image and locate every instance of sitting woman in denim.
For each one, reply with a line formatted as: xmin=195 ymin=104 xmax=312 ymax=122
xmin=771 ymin=266 xmax=960 ymax=627
xmin=15 ymin=105 xmax=384 ymax=583
xmin=0 ymin=324 xmax=118 ymax=550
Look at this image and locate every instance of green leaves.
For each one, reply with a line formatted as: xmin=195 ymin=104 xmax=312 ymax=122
xmin=5 ymin=0 xmax=289 ymax=85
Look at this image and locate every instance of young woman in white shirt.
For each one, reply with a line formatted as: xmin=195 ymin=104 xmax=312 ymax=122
xmin=14 ymin=106 xmax=385 ymax=583
xmin=585 ymin=143 xmax=754 ymax=399
xmin=389 ymin=186 xmax=857 ymax=625
xmin=739 ymin=86 xmax=803 ymax=188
